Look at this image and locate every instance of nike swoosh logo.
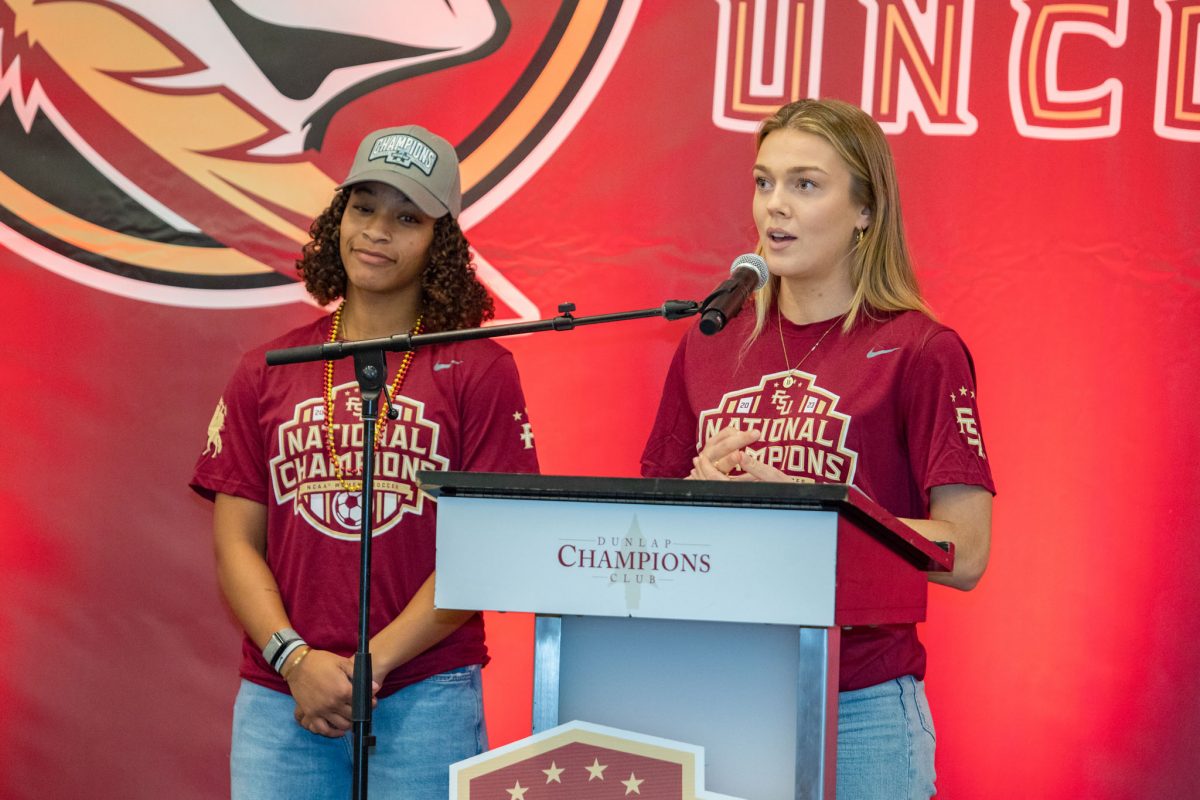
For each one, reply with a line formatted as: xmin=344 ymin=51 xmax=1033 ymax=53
xmin=433 ymin=360 xmax=462 ymax=371
xmin=866 ymin=347 xmax=900 ymax=359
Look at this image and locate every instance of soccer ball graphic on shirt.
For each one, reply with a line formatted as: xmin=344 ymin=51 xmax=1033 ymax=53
xmin=332 ymin=491 xmax=364 ymax=529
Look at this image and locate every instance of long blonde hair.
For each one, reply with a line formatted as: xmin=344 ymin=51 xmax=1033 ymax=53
xmin=749 ymin=99 xmax=931 ymax=338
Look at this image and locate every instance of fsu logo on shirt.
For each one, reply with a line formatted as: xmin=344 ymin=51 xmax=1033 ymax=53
xmin=699 ymin=370 xmax=859 ymax=484
xmin=268 ymin=387 xmax=449 ymax=540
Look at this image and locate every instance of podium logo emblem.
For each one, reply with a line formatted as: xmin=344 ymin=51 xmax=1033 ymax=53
xmin=451 ymin=720 xmax=742 ymax=800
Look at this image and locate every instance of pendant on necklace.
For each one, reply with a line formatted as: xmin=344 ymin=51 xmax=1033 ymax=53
xmin=783 ymin=374 xmax=795 ymax=388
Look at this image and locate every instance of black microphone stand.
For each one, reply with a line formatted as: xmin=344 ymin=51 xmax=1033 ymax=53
xmin=264 ymin=299 xmax=699 ymax=800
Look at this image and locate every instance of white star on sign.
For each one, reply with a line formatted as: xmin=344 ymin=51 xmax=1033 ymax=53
xmin=622 ymin=773 xmax=644 ymax=795
xmin=506 ymin=780 xmax=527 ymax=800
xmin=543 ymin=761 xmax=564 ymax=783
xmin=586 ymin=757 xmax=608 ymax=780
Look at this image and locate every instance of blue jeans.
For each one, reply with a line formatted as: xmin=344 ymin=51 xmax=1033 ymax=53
xmin=837 ymin=675 xmax=937 ymax=800
xmin=230 ymin=665 xmax=486 ymax=800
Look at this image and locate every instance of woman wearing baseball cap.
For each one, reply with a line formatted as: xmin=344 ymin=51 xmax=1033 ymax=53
xmin=192 ymin=125 xmax=539 ymax=798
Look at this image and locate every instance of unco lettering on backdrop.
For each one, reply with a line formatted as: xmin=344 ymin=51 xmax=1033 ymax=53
xmin=713 ymin=0 xmax=1200 ymax=142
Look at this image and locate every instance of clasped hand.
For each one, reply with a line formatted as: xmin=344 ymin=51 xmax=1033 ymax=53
xmin=689 ymin=426 xmax=786 ymax=482
xmin=287 ymin=650 xmax=380 ymax=738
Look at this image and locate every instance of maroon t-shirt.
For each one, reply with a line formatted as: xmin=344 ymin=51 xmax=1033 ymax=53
xmin=192 ymin=315 xmax=539 ymax=696
xmin=641 ymin=308 xmax=994 ymax=691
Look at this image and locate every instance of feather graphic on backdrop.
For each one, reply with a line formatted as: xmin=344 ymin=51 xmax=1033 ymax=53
xmin=0 ymin=1 xmax=503 ymax=287
xmin=0 ymin=0 xmax=638 ymax=316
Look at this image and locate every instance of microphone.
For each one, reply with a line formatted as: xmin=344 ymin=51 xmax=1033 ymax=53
xmin=699 ymin=253 xmax=769 ymax=335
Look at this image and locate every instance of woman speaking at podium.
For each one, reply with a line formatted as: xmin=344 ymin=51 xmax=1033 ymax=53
xmin=641 ymin=99 xmax=994 ymax=800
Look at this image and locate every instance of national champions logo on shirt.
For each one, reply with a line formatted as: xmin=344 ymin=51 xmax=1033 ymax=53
xmin=699 ymin=370 xmax=858 ymax=484
xmin=268 ymin=385 xmax=449 ymax=541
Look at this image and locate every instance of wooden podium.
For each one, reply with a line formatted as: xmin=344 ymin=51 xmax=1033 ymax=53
xmin=424 ymin=472 xmax=952 ymax=800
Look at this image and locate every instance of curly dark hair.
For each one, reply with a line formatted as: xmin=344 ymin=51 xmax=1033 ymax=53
xmin=295 ymin=190 xmax=495 ymax=333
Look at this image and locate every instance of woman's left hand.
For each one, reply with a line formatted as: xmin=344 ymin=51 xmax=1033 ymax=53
xmin=735 ymin=448 xmax=791 ymax=482
xmin=688 ymin=425 xmax=762 ymax=480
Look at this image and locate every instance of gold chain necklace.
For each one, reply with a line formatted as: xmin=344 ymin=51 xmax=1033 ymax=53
xmin=323 ymin=302 xmax=423 ymax=493
xmin=777 ymin=309 xmax=843 ymax=388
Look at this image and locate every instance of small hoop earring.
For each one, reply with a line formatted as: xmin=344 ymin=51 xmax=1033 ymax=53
xmin=854 ymin=228 xmax=865 ymax=244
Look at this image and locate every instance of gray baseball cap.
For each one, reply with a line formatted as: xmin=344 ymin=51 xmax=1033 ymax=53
xmin=338 ymin=125 xmax=462 ymax=218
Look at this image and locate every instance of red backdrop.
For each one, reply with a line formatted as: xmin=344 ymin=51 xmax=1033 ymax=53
xmin=3 ymin=1 xmax=1198 ymax=797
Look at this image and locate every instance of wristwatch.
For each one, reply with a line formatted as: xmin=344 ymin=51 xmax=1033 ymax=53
xmin=262 ymin=627 xmax=301 ymax=669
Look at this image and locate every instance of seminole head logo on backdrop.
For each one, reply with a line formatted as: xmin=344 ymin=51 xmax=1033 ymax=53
xmin=0 ymin=0 xmax=638 ymax=315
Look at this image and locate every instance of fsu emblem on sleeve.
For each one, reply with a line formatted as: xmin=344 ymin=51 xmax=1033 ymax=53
xmin=268 ymin=387 xmax=449 ymax=541
xmin=949 ymin=387 xmax=986 ymax=459
xmin=699 ymin=370 xmax=858 ymax=485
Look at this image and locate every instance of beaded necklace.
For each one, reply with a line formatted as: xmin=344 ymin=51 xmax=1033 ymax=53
xmin=323 ymin=302 xmax=423 ymax=493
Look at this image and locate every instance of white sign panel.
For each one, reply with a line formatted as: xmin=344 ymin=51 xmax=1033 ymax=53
xmin=434 ymin=497 xmax=837 ymax=627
